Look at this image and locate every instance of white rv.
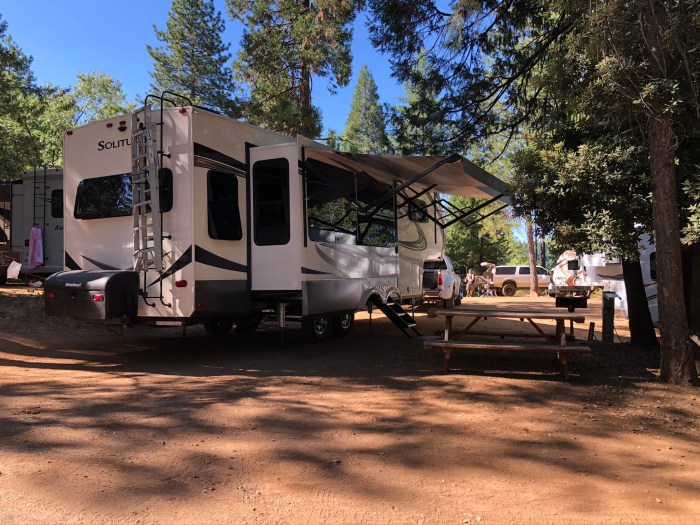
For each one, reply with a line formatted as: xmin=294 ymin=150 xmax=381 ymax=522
xmin=549 ymin=243 xmax=658 ymax=324
xmin=45 ymin=98 xmax=507 ymax=338
xmin=0 ymin=169 xmax=64 ymax=283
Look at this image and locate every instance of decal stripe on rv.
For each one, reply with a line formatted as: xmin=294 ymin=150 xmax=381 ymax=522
xmin=148 ymin=246 xmax=194 ymax=287
xmin=195 ymin=245 xmax=247 ymax=273
xmin=81 ymin=255 xmax=121 ymax=271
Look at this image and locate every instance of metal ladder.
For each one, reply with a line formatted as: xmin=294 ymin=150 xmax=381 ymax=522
xmin=131 ymin=106 xmax=163 ymax=279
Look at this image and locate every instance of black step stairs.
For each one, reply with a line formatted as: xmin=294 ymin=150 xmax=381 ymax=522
xmin=372 ymin=296 xmax=421 ymax=338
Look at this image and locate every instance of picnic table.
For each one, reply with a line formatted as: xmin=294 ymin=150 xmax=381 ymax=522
xmin=424 ymin=307 xmax=592 ymax=379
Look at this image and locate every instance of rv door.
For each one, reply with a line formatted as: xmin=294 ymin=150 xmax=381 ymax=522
xmin=248 ymin=143 xmax=302 ymax=292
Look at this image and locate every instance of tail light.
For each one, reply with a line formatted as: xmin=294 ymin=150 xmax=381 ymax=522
xmin=92 ymin=294 xmax=105 ymax=302
xmin=437 ymin=271 xmax=443 ymax=286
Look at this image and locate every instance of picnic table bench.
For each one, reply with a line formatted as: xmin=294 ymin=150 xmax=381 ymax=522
xmin=424 ymin=308 xmax=592 ymax=380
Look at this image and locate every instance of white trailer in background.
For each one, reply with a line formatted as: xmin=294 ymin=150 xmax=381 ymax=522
xmin=549 ymin=242 xmax=658 ymax=324
xmin=45 ymin=95 xmax=507 ymax=338
xmin=0 ymin=169 xmax=64 ymax=283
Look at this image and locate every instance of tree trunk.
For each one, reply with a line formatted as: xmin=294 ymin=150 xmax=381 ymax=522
xmin=621 ymin=257 xmax=658 ymax=346
xmin=526 ymin=214 xmax=539 ymax=296
xmin=540 ymin=237 xmax=547 ymax=268
xmin=648 ymin=113 xmax=698 ymax=385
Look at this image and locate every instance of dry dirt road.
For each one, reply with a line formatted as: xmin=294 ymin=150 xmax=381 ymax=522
xmin=0 ymin=286 xmax=698 ymax=524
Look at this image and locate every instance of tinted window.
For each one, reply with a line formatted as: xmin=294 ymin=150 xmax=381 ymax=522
xmin=74 ymin=174 xmax=132 ymax=220
xmin=158 ymin=168 xmax=173 ymax=213
xmin=536 ymin=266 xmax=548 ymax=275
xmin=306 ymin=159 xmax=357 ymax=244
xmin=253 ymin=158 xmax=290 ymax=246
xmin=356 ymin=172 xmax=396 ymax=248
xmin=51 ymin=189 xmax=63 ymax=218
xmin=497 ymin=266 xmax=516 ymax=275
xmin=408 ymin=200 xmax=429 ymax=222
xmin=208 ymin=170 xmax=241 ymax=240
xmin=424 ymin=260 xmax=448 ymax=270
xmin=519 ymin=267 xmax=530 ymax=275
xmin=304 ymin=160 xmax=396 ymax=247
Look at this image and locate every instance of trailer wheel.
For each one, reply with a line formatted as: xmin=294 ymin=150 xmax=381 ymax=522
xmin=302 ymin=315 xmax=330 ymax=341
xmin=204 ymin=317 xmax=234 ymax=336
xmin=235 ymin=314 xmax=262 ymax=332
xmin=331 ymin=311 xmax=354 ymax=338
xmin=502 ymin=282 xmax=517 ymax=297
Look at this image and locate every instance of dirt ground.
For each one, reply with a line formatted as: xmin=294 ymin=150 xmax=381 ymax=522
xmin=0 ymin=285 xmax=698 ymax=525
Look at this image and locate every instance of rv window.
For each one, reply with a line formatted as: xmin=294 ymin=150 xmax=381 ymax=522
xmin=253 ymin=158 xmax=290 ymax=246
xmin=305 ymin=159 xmax=357 ymax=243
xmin=567 ymin=260 xmax=580 ymax=271
xmin=158 ymin=169 xmax=173 ymax=213
xmin=408 ymin=200 xmax=429 ymax=222
xmin=356 ymin=173 xmax=396 ymax=248
xmin=51 ymin=190 xmax=63 ymax=218
xmin=207 ymin=170 xmax=242 ymax=241
xmin=74 ymin=174 xmax=132 ymax=220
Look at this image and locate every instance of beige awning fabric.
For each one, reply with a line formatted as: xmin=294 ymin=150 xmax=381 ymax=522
xmin=300 ymin=144 xmax=509 ymax=201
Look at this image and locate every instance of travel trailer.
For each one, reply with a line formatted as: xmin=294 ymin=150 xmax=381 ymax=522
xmin=0 ymin=168 xmax=64 ymax=283
xmin=45 ymin=95 xmax=507 ymax=338
xmin=549 ymin=243 xmax=658 ymax=324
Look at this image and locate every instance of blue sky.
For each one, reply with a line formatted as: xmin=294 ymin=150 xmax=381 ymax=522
xmin=0 ymin=0 xmax=403 ymax=135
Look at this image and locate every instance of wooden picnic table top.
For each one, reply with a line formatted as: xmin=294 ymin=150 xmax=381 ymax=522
xmin=427 ymin=307 xmax=586 ymax=323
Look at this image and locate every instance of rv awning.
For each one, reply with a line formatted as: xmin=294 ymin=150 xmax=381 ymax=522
xmin=301 ymin=147 xmax=509 ymax=201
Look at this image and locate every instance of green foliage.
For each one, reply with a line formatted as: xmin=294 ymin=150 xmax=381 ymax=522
xmin=72 ymin=72 xmax=136 ymax=126
xmin=389 ymin=54 xmax=453 ymax=155
xmin=444 ymin=195 xmax=521 ymax=273
xmin=0 ymin=14 xmax=41 ymax=178
xmin=148 ymin=0 xmax=238 ymax=115
xmin=510 ymin=136 xmax=653 ymax=260
xmin=228 ymin=0 xmax=362 ymax=136
xmin=340 ymin=65 xmax=389 ymax=153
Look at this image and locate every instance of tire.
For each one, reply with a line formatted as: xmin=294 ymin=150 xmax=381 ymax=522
xmin=235 ymin=314 xmax=262 ymax=332
xmin=331 ymin=311 xmax=354 ymax=338
xmin=302 ymin=315 xmax=330 ymax=341
xmin=502 ymin=282 xmax=517 ymax=297
xmin=454 ymin=286 xmax=462 ymax=306
xmin=443 ymin=294 xmax=455 ymax=308
xmin=0 ymin=274 xmax=7 ymax=285
xmin=204 ymin=317 xmax=234 ymax=336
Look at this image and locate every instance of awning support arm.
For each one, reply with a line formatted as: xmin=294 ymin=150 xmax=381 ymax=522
xmin=359 ymin=153 xmax=462 ymax=213
xmin=442 ymin=194 xmax=506 ymax=228
xmin=444 ymin=202 xmax=509 ymax=229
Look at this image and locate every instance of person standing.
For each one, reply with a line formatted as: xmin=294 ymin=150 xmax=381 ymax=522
xmin=465 ymin=268 xmax=475 ymax=297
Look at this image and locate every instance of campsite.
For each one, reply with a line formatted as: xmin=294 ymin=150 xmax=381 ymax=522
xmin=1 ymin=286 xmax=698 ymax=524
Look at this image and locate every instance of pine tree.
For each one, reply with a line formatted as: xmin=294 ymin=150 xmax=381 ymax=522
xmin=340 ymin=65 xmax=389 ymax=153
xmin=389 ymin=55 xmax=452 ymax=156
xmin=227 ymin=0 xmax=361 ymax=137
xmin=148 ymin=0 xmax=238 ymax=116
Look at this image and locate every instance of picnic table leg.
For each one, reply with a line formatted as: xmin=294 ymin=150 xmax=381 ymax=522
xmin=557 ymin=351 xmax=569 ymax=380
xmin=555 ymin=320 xmax=566 ymax=345
xmin=443 ymin=348 xmax=452 ymax=371
xmin=445 ymin=315 xmax=453 ymax=340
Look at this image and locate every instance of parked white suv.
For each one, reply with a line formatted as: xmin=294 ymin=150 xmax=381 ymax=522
xmin=486 ymin=264 xmax=551 ymax=296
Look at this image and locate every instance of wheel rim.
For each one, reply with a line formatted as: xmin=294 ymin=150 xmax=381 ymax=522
xmin=313 ymin=316 xmax=329 ymax=336
xmin=339 ymin=313 xmax=352 ymax=330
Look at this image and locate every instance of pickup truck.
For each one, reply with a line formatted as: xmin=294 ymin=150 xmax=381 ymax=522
xmin=420 ymin=255 xmax=461 ymax=307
